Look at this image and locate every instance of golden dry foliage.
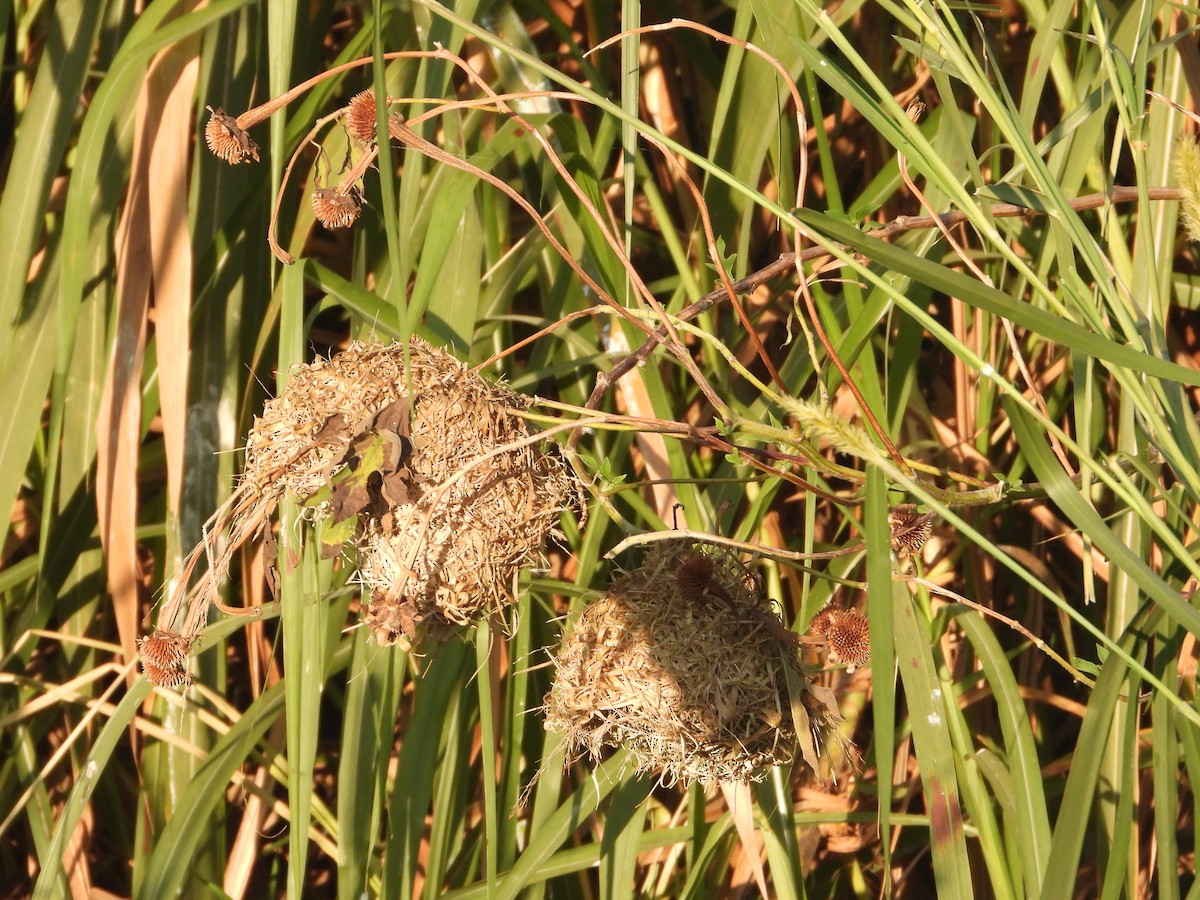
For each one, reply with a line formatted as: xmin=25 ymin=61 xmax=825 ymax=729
xmin=545 ymin=540 xmax=843 ymax=786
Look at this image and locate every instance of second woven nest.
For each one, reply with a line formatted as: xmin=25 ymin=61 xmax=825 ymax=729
xmin=544 ymin=540 xmax=843 ymax=786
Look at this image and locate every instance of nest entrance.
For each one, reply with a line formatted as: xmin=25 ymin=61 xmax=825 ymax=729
xmin=545 ymin=540 xmax=842 ymax=787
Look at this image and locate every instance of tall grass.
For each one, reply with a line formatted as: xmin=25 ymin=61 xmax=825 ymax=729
xmin=2 ymin=0 xmax=1198 ymax=897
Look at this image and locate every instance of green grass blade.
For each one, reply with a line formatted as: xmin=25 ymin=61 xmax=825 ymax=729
xmin=865 ymin=468 xmax=897 ymax=886
xmin=955 ymin=613 xmax=1051 ymax=896
xmin=138 ymin=682 xmax=287 ymax=896
xmin=599 ymin=777 xmax=650 ymax=899
xmin=494 ymin=749 xmax=633 ymax=899
xmin=382 ymin=640 xmax=470 ymax=899
xmin=795 ymin=209 xmax=1200 ymax=389
xmin=886 ymin=502 xmax=974 ymax=895
xmin=1039 ymin=605 xmax=1156 ymax=900
xmin=33 ymin=679 xmax=151 ymax=899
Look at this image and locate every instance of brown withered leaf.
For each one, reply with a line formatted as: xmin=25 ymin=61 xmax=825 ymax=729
xmin=262 ymin=526 xmax=280 ymax=597
xmin=379 ymin=468 xmax=413 ymax=508
xmin=313 ymin=412 xmax=350 ymax=445
xmin=329 ymin=475 xmax=374 ymax=524
xmin=370 ymin=397 xmax=410 ymax=439
xmin=377 ymin=429 xmax=412 ymax=473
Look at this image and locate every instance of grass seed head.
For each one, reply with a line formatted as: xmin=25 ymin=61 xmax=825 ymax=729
xmin=1175 ymin=136 xmax=1200 ymax=243
xmin=888 ymin=507 xmax=932 ymax=559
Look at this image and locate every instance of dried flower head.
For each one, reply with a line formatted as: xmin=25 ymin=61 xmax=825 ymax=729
xmin=137 ymin=628 xmax=193 ymax=688
xmin=889 ymin=508 xmax=931 ymax=559
xmin=143 ymin=662 xmax=192 ymax=689
xmin=824 ymin=610 xmax=871 ymax=669
xmin=673 ymin=553 xmax=715 ymax=603
xmin=204 ymin=106 xmax=260 ymax=165
xmin=312 ymin=187 xmax=362 ymax=229
xmin=345 ymin=89 xmax=387 ymax=143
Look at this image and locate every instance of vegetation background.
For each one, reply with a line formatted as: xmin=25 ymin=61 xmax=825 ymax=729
xmin=2 ymin=0 xmax=1199 ymax=897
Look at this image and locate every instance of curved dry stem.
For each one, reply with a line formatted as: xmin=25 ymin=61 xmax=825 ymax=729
xmin=604 ymin=529 xmax=871 ymax=582
xmin=417 ymin=47 xmax=729 ymax=413
xmin=231 ymin=49 xmax=495 ymax=130
xmin=905 ymin=574 xmax=1093 ymax=686
xmin=268 ymin=112 xmax=343 ymax=264
xmin=635 ymin=128 xmax=786 ymax=395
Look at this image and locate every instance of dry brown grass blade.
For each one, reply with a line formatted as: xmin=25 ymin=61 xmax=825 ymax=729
xmin=146 ymin=41 xmax=199 ymax=513
xmin=98 ymin=70 xmax=156 ymax=685
xmin=720 ymin=781 xmax=770 ymax=897
xmin=223 ymin=715 xmax=286 ymax=897
xmin=604 ymin=328 xmax=680 ymax=520
xmin=63 ymin=805 xmax=95 ymax=898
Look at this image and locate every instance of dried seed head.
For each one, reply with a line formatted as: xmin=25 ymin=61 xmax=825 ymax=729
xmin=143 ymin=663 xmax=192 ymax=689
xmin=673 ymin=553 xmax=715 ymax=603
xmin=825 ymin=611 xmax=871 ymax=668
xmin=362 ymin=591 xmax=420 ymax=648
xmin=888 ymin=508 xmax=931 ymax=559
xmin=137 ymin=628 xmax=193 ymax=688
xmin=204 ymin=106 xmax=260 ymax=165
xmin=312 ymin=187 xmax=361 ymax=229
xmin=345 ymin=89 xmax=385 ymax=143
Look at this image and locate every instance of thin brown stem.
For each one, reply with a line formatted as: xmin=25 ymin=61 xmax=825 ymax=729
xmin=587 ymin=185 xmax=1182 ymax=412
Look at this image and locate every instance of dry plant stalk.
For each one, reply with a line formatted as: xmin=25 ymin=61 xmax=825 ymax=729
xmin=139 ymin=338 xmax=582 ymax=683
xmin=545 ymin=540 xmax=844 ymax=786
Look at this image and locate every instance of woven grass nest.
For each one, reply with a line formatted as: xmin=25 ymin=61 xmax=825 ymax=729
xmin=256 ymin=338 xmax=583 ymax=646
xmin=544 ymin=540 xmax=843 ymax=786
xmin=140 ymin=338 xmax=582 ymax=684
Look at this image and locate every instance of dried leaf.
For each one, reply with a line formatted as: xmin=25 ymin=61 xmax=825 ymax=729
xmin=313 ymin=412 xmax=350 ymax=445
xmin=379 ymin=468 xmax=413 ymax=508
xmin=370 ymin=397 xmax=410 ymax=438
xmin=261 ymin=526 xmax=280 ymax=598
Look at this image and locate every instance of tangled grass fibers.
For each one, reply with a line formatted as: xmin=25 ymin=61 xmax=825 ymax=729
xmin=545 ymin=540 xmax=843 ymax=786
xmin=350 ymin=345 xmax=582 ymax=645
xmin=140 ymin=338 xmax=582 ymax=683
xmin=251 ymin=337 xmax=582 ymax=647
